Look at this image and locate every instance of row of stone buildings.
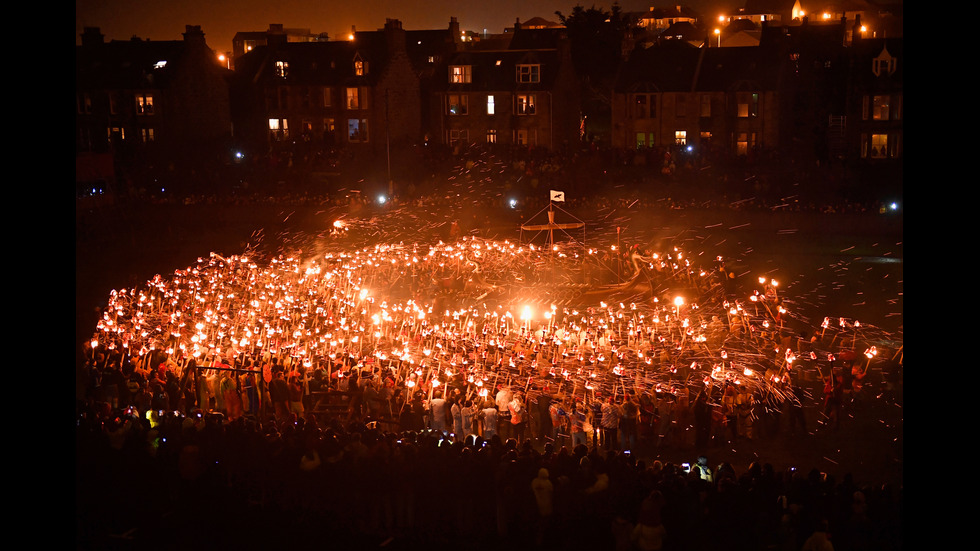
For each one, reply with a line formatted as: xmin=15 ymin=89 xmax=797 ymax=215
xmin=75 ymin=15 xmax=902 ymax=189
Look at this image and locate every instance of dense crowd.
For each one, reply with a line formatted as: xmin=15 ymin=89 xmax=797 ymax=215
xmin=76 ymin=386 xmax=902 ymax=551
xmin=78 ymin=314 xmax=902 ymax=550
xmin=78 ymin=141 xmax=901 ymax=549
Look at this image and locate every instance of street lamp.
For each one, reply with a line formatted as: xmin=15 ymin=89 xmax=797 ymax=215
xmin=714 ymin=28 xmax=721 ymax=47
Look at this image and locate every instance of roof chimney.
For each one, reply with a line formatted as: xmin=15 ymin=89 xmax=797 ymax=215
xmin=182 ymin=25 xmax=206 ymax=47
xmin=267 ymin=23 xmax=287 ymax=47
xmin=449 ymin=16 xmax=461 ymax=45
xmin=81 ymin=26 xmax=104 ymax=46
xmin=384 ymin=18 xmax=406 ymax=53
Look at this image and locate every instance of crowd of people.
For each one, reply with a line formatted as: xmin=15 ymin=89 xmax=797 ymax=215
xmin=77 ymin=141 xmax=901 ymax=548
xmin=78 ymin=284 xmax=902 ymax=550
xmin=76 ymin=377 xmax=902 ymax=550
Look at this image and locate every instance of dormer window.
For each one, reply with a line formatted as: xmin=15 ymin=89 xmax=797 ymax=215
xmin=517 ymin=64 xmax=540 ymax=83
xmin=872 ymin=48 xmax=896 ymax=77
xmin=450 ymin=65 xmax=472 ymax=84
xmin=275 ymin=60 xmax=289 ymax=78
xmin=354 ymin=55 xmax=368 ymax=76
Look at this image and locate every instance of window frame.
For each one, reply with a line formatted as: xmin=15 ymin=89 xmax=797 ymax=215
xmin=872 ymin=95 xmax=889 ymax=121
xmin=275 ymin=60 xmax=289 ymax=78
xmin=447 ymin=94 xmax=469 ymax=115
xmin=516 ymin=64 xmax=540 ymax=83
xmin=347 ymin=118 xmax=369 ymax=142
xmin=136 ymin=94 xmax=154 ymax=116
xmin=516 ymin=94 xmax=536 ymax=116
xmin=449 ymin=128 xmax=468 ymax=146
xmin=450 ymin=65 xmax=472 ymax=84
xmin=268 ymin=118 xmax=288 ymax=141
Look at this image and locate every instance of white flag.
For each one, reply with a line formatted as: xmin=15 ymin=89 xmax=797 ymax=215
xmin=550 ymin=190 xmax=565 ymax=202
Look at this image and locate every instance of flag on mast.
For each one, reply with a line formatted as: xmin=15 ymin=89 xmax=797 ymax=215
xmin=550 ymin=190 xmax=565 ymax=202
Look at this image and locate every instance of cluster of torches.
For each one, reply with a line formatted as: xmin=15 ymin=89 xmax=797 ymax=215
xmin=88 ymin=237 xmax=895 ymax=407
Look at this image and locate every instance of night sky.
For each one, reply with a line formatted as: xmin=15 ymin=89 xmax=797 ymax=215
xmin=76 ymin=0 xmax=734 ymax=54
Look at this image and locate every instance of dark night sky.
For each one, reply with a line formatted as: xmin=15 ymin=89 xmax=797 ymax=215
xmin=76 ymin=0 xmax=735 ymax=53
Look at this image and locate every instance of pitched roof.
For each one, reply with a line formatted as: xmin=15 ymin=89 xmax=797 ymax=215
xmin=694 ymin=46 xmax=781 ymax=91
xmin=616 ymin=41 xmax=782 ymax=93
xmin=521 ymin=16 xmax=563 ymax=29
xmin=76 ymin=37 xmax=190 ymax=89
xmin=234 ymin=25 xmax=456 ymax=86
xmin=438 ymin=48 xmax=563 ymax=92
xmin=616 ymin=41 xmax=702 ymax=93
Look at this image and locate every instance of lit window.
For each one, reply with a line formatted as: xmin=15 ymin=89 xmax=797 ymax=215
xmin=347 ymin=88 xmax=361 ymax=110
xmin=870 ymin=134 xmax=888 ymax=158
xmin=636 ymin=133 xmax=646 ymax=148
xmin=872 ymin=96 xmax=889 ymax=120
xmin=136 ymin=94 xmax=154 ymax=115
xmin=448 ymin=94 xmax=468 ymax=115
xmin=323 ymin=88 xmax=332 ymax=108
xmin=516 ymin=94 xmax=536 ymax=115
xmin=140 ymin=128 xmax=154 ymax=143
xmin=736 ymin=132 xmax=748 ymax=156
xmin=275 ymin=61 xmax=289 ymax=78
xmin=348 ymin=119 xmax=369 ymax=142
xmin=487 ymin=129 xmax=497 ymax=143
xmin=450 ymin=65 xmax=472 ymax=84
xmin=515 ymin=129 xmax=528 ymax=145
xmin=269 ymin=118 xmax=288 ymax=141
xmin=108 ymin=126 xmax=125 ymax=143
xmin=674 ymin=130 xmax=687 ymax=145
xmin=354 ymin=59 xmax=367 ymax=75
xmin=517 ymin=64 xmax=540 ymax=83
xmin=487 ymin=95 xmax=495 ymax=115
xmin=736 ymin=93 xmax=758 ymax=118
